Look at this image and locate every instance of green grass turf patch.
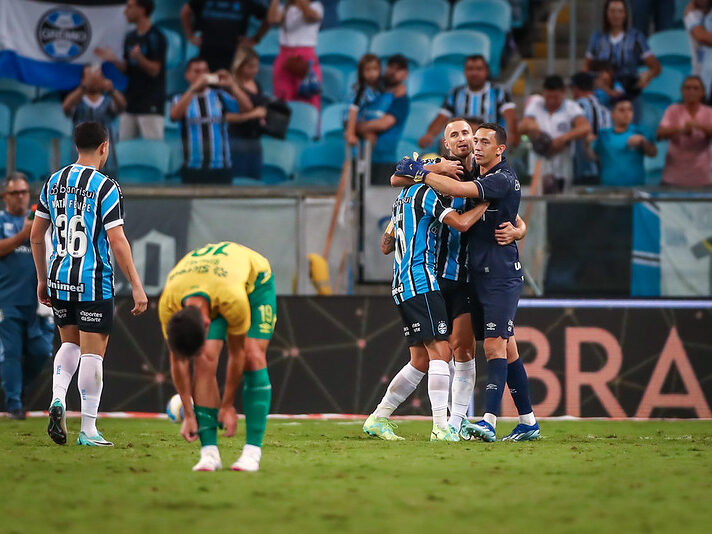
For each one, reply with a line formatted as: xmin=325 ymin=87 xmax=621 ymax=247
xmin=0 ymin=419 xmax=710 ymax=534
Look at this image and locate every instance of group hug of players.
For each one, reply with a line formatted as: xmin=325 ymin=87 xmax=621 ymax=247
xmin=362 ymin=118 xmax=540 ymax=442
xmin=31 ymin=121 xmax=273 ymax=471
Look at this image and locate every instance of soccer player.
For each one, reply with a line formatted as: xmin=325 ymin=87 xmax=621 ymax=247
xmin=398 ymin=122 xmax=540 ymax=442
xmin=383 ymin=118 xmax=528 ymax=440
xmin=30 ymin=121 xmax=148 ymax=447
xmin=362 ymin=169 xmax=490 ymax=441
xmin=159 ymin=242 xmax=274 ymax=472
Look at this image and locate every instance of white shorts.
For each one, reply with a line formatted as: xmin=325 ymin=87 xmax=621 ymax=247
xmin=119 ymin=113 xmax=164 ymax=140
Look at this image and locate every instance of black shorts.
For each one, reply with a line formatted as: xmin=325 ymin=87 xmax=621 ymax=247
xmin=51 ymin=298 xmax=114 ymax=334
xmin=397 ymin=291 xmax=451 ymax=346
xmin=470 ymin=277 xmax=523 ymax=341
xmin=437 ymin=278 xmax=471 ymax=323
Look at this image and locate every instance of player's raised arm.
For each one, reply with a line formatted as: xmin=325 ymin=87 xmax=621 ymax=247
xmin=394 ymin=157 xmax=479 ymax=198
xmin=390 ymin=157 xmax=463 ymax=187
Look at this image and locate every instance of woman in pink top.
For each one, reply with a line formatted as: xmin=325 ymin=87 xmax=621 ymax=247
xmin=658 ymin=75 xmax=712 ymax=187
xmin=268 ymin=0 xmax=323 ymax=111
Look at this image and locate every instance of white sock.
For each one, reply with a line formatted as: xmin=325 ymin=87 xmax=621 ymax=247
xmin=447 ymin=358 xmax=455 ymax=413
xmin=448 ymin=359 xmax=476 ymax=430
xmin=78 ymin=354 xmax=103 ymax=436
xmin=374 ymin=363 xmax=425 ymax=418
xmin=483 ymin=412 xmax=497 ymax=428
xmin=52 ymin=342 xmax=81 ymax=408
xmin=428 ymin=360 xmax=450 ymax=429
xmin=242 ymin=443 xmax=262 ymax=459
xmin=201 ymin=444 xmax=220 ymax=457
xmin=519 ymin=412 xmax=536 ymax=426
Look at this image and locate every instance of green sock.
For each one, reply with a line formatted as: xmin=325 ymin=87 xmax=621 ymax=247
xmin=242 ymin=368 xmax=272 ymax=447
xmin=194 ymin=405 xmax=219 ymax=447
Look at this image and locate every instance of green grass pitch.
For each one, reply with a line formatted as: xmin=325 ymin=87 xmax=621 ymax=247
xmin=1 ymin=418 xmax=711 ymax=534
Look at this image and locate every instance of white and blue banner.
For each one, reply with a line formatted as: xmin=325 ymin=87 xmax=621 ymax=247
xmin=0 ymin=0 xmax=128 ymax=90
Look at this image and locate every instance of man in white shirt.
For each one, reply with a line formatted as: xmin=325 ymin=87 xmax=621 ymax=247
xmin=519 ymin=75 xmax=591 ymax=193
xmin=685 ymin=0 xmax=712 ymax=98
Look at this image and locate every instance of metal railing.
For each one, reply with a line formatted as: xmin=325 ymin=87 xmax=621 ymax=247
xmin=547 ymin=0 xmax=577 ymax=76
xmin=504 ymin=60 xmax=532 ymax=98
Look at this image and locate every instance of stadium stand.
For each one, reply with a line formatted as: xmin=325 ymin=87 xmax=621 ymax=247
xmin=401 ymin=102 xmax=442 ymax=148
xmin=430 ymin=30 xmax=491 ymax=70
xmin=639 ymin=68 xmax=685 ymax=133
xmin=644 ymin=140 xmax=668 ymax=184
xmin=14 ymin=137 xmax=52 ymax=181
xmin=390 ymin=0 xmax=451 ymax=36
xmin=0 ymin=79 xmax=36 ymax=115
xmin=407 ymin=65 xmax=466 ymax=106
xmin=116 ymin=139 xmax=171 ymax=183
xmin=316 ymin=28 xmax=370 ymax=79
xmin=255 ymin=30 xmax=280 ymax=65
xmin=321 ymin=65 xmax=346 ymax=105
xmin=287 ymin=101 xmax=320 ymax=144
xmin=648 ymin=29 xmax=691 ymax=76
xmin=255 ymin=65 xmax=274 ymax=96
xmin=162 ymin=28 xmax=185 ymax=70
xmin=261 ymin=137 xmax=297 ymax=184
xmin=369 ymin=29 xmax=432 ymax=68
xmin=0 ymin=138 xmax=6 ymax=176
xmin=165 ymin=66 xmax=189 ymax=98
xmin=321 ymin=103 xmax=349 ymax=141
xmin=451 ymin=0 xmax=511 ymax=78
xmin=292 ymin=140 xmax=345 ymax=186
xmin=337 ymin=0 xmax=391 ymax=37
xmin=0 ymin=104 xmax=10 ymax=139
xmin=13 ymin=102 xmax=72 ymax=143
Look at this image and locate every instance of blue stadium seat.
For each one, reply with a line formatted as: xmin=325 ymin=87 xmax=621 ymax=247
xmin=644 ymin=140 xmax=668 ymax=185
xmin=321 ymin=103 xmax=349 ymax=141
xmin=13 ymin=102 xmax=72 ymax=142
xmin=407 ymin=65 xmax=466 ymax=106
xmin=160 ymin=28 xmax=184 ymax=70
xmin=166 ymin=138 xmax=183 ymax=178
xmin=648 ymin=30 xmax=691 ymax=75
xmin=337 ymin=0 xmax=391 ymax=37
xmin=164 ymin=101 xmax=179 ymax=142
xmin=639 ymin=68 xmax=684 ymax=133
xmin=0 ymin=103 xmax=10 ymax=138
xmin=255 ymin=65 xmax=273 ymax=95
xmin=321 ymin=65 xmax=345 ymax=105
xmin=287 ymin=101 xmax=319 ymax=143
xmin=154 ymin=0 xmax=186 ymax=33
xmin=0 ymin=78 xmax=36 ymax=114
xmin=396 ymin=139 xmax=421 ymax=161
xmin=452 ymin=0 xmax=511 ymax=78
xmin=401 ymin=102 xmax=442 ymax=147
xmin=431 ymin=30 xmax=491 ymax=70
xmin=166 ymin=66 xmax=189 ymax=98
xmin=184 ymin=41 xmax=199 ymax=62
xmin=317 ymin=29 xmax=370 ymax=79
xmin=255 ymin=30 xmax=280 ymax=65
xmin=116 ymin=139 xmax=171 ymax=183
xmin=0 ymin=138 xmax=7 ymax=176
xmin=15 ymin=137 xmax=52 ymax=181
xmin=391 ymin=0 xmax=450 ymax=36
xmin=261 ymin=137 xmax=297 ymax=183
xmin=59 ymin=137 xmax=75 ymax=168
xmin=370 ymin=29 xmax=431 ymax=68
xmin=293 ymin=140 xmax=346 ymax=186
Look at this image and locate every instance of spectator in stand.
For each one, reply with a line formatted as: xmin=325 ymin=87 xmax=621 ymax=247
xmin=519 ymin=75 xmax=591 ymax=194
xmin=684 ymin=1 xmax=712 ymax=99
xmin=631 ymin=0 xmax=675 ymax=34
xmin=170 ymin=57 xmax=254 ymax=184
xmin=181 ymin=1 xmax=270 ymax=72
xmin=418 ymin=55 xmax=519 ymax=149
xmin=229 ymin=46 xmax=269 ymax=180
xmin=589 ymin=97 xmax=657 ymax=187
xmin=268 ymin=0 xmax=324 ymax=111
xmin=590 ymin=60 xmax=626 ymax=108
xmin=95 ymin=0 xmax=166 ymax=140
xmin=658 ymin=75 xmax=712 ymax=187
xmin=345 ymin=54 xmax=382 ymax=146
xmin=583 ymin=0 xmax=661 ymax=107
xmin=570 ymin=71 xmax=612 ymax=185
xmin=0 ymin=174 xmax=53 ymax=420
xmin=356 ymin=54 xmax=410 ymax=166
xmin=62 ymin=66 xmax=126 ymax=178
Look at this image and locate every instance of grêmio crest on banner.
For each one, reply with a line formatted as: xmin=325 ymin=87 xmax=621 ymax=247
xmin=113 ymin=199 xmax=191 ymax=297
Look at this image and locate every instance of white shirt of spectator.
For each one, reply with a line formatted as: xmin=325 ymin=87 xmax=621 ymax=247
xmin=523 ymin=94 xmax=584 ymax=182
xmin=278 ymin=1 xmax=324 ymax=48
xmin=685 ymin=9 xmax=705 ymax=76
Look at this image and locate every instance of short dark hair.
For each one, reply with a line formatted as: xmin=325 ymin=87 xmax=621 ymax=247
xmin=465 ymin=54 xmax=489 ymax=68
xmin=543 ymin=74 xmax=565 ymax=91
xmin=135 ymin=0 xmax=155 ymax=17
xmin=387 ymin=54 xmax=409 ymax=70
xmin=602 ymin=0 xmax=628 ymax=34
xmin=2 ymin=172 xmax=28 ymax=193
xmin=73 ymin=121 xmax=108 ymax=151
xmin=611 ymin=96 xmax=633 ymax=109
xmin=166 ymin=306 xmax=205 ymax=359
xmin=476 ymin=122 xmax=507 ymax=146
xmin=570 ymin=71 xmax=594 ymax=91
xmin=186 ymin=56 xmax=207 ymax=71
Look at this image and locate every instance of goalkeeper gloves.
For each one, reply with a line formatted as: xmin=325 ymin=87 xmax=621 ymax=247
xmin=395 ymin=155 xmax=430 ymax=183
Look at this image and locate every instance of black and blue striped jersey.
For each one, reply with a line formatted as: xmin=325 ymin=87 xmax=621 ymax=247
xmin=435 ymin=195 xmax=469 ymax=283
xmin=36 ymin=164 xmax=124 ymax=302
xmin=391 ymin=184 xmax=454 ymax=304
xmin=441 ymin=82 xmax=514 ymax=127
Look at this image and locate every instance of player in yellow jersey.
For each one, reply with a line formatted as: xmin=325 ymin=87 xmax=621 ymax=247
xmin=159 ymin=241 xmax=276 ymax=472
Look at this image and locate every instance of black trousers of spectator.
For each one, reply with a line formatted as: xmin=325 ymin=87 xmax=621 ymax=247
xmin=181 ymin=167 xmax=233 ymax=185
xmin=631 ymin=0 xmax=674 ymax=34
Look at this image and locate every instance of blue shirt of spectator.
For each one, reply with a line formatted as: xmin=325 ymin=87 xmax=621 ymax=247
xmin=0 ymin=209 xmax=36 ymax=313
xmin=366 ymin=92 xmax=409 ymax=163
xmin=594 ymin=123 xmax=655 ymax=186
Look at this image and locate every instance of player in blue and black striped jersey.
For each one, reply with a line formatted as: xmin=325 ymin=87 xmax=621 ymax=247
xmin=412 ymin=122 xmax=541 ymax=443
xmin=363 ymin=166 xmax=489 ymax=442
xmin=31 ymin=122 xmax=147 ymax=448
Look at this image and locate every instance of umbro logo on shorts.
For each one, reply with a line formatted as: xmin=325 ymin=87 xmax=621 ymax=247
xmin=486 ymin=322 xmax=496 ymax=331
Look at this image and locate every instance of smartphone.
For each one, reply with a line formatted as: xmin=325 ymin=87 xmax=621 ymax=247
xmin=205 ymin=73 xmax=219 ymax=85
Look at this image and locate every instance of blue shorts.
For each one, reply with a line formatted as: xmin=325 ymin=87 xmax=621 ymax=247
xmin=469 ymin=276 xmax=523 ymax=340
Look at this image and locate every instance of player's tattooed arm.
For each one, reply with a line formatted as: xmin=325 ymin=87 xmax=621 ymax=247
xmin=381 ymin=232 xmax=396 ymax=255
xmin=442 ymin=201 xmax=490 ymax=232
